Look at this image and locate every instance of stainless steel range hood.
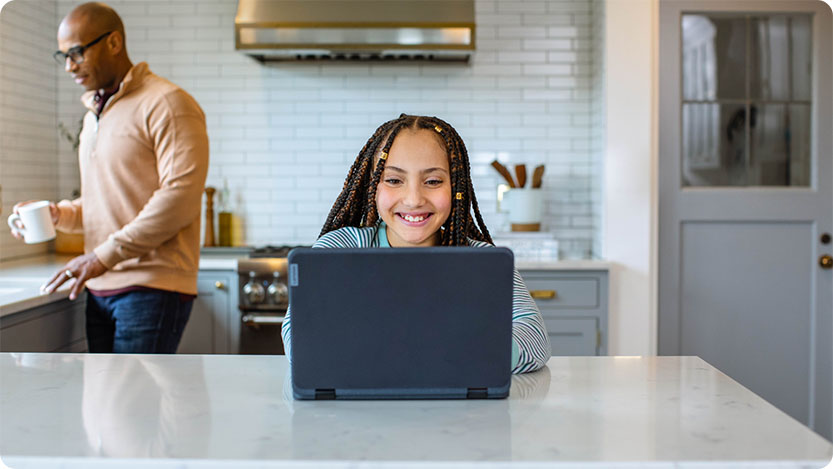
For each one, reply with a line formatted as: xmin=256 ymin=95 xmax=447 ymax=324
xmin=235 ymin=0 xmax=475 ymax=62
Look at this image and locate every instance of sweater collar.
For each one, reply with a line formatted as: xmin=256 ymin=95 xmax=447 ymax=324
xmin=81 ymin=62 xmax=150 ymax=114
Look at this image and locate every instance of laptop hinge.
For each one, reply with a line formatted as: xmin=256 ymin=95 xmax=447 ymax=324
xmin=467 ymin=387 xmax=488 ymax=399
xmin=314 ymin=389 xmax=336 ymax=400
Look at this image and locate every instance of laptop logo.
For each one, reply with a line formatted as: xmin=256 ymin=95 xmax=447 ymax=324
xmin=289 ymin=263 xmax=298 ymax=286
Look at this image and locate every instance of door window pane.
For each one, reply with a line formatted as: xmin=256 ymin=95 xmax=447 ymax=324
xmin=683 ymin=103 xmax=747 ymax=186
xmin=750 ymin=16 xmax=812 ymax=101
xmin=750 ymin=103 xmax=811 ymax=186
xmin=682 ymin=16 xmax=746 ymax=101
xmin=681 ymin=13 xmax=812 ymax=187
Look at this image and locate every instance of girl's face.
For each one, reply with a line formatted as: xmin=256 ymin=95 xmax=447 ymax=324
xmin=375 ymin=128 xmax=451 ymax=247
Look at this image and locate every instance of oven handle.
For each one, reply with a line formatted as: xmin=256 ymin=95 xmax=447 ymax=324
xmin=241 ymin=313 xmax=284 ymax=326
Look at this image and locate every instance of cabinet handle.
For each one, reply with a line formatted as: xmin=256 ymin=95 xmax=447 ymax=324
xmin=530 ymin=290 xmax=557 ymax=299
xmin=215 ymin=281 xmax=226 ymax=290
xmin=242 ymin=313 xmax=284 ymax=326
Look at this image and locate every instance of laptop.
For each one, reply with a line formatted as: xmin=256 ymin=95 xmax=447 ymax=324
xmin=287 ymin=247 xmax=514 ymax=400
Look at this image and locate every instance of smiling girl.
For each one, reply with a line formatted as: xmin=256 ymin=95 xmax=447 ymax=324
xmin=281 ymin=115 xmax=550 ymax=374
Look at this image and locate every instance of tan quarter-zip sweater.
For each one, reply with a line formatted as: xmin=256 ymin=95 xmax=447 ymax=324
xmin=56 ymin=62 xmax=209 ymax=295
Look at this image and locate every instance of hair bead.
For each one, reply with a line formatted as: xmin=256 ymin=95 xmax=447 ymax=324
xmin=434 ymin=125 xmax=443 ymax=133
xmin=379 ymin=151 xmax=388 ymax=160
xmin=456 ymin=192 xmax=463 ymax=200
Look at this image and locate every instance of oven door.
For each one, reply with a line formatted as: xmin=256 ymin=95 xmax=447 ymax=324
xmin=239 ymin=310 xmax=285 ymax=355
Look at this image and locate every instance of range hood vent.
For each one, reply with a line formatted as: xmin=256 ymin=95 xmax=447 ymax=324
xmin=235 ymin=0 xmax=475 ymax=63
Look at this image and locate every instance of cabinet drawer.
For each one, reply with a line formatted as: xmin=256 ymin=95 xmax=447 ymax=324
xmin=523 ymin=277 xmax=599 ymax=309
xmin=545 ymin=317 xmax=598 ymax=356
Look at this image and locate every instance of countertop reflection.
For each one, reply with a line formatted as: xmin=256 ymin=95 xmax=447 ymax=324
xmin=1 ymin=354 xmax=830 ymax=468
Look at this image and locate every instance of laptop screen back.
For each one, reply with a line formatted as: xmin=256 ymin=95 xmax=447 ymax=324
xmin=288 ymin=247 xmax=514 ymax=399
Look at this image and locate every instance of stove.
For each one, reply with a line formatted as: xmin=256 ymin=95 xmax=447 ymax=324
xmin=235 ymin=245 xmax=309 ymax=355
xmin=249 ymin=245 xmax=307 ymax=258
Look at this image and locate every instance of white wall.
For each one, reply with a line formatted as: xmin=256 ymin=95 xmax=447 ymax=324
xmin=46 ymin=0 xmax=603 ymax=257
xmin=0 ymin=0 xmax=59 ymax=261
xmin=602 ymin=0 xmax=658 ymax=355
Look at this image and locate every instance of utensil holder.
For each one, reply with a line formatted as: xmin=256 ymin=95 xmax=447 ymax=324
xmin=503 ymin=188 xmax=543 ymax=232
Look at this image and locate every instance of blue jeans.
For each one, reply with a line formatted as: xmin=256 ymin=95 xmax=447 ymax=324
xmin=86 ymin=290 xmax=193 ymax=353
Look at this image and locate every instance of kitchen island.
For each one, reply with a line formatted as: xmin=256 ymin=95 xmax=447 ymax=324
xmin=1 ymin=354 xmax=830 ymax=468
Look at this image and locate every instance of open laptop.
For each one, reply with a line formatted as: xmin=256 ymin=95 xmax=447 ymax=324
xmin=287 ymin=247 xmax=514 ymax=400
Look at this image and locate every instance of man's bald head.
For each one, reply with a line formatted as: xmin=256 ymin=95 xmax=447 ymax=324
xmin=57 ymin=2 xmax=132 ymax=92
xmin=61 ymin=2 xmax=125 ymax=42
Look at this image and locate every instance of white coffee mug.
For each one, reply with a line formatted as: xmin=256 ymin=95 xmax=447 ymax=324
xmin=7 ymin=201 xmax=56 ymax=244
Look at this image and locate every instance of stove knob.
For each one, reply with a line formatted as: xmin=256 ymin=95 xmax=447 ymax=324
xmin=243 ymin=271 xmax=265 ymax=305
xmin=267 ymin=271 xmax=288 ymax=304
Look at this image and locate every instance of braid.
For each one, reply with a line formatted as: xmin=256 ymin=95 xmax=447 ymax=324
xmin=365 ymin=122 xmax=410 ymax=225
xmin=418 ymin=116 xmax=493 ymax=246
xmin=320 ymin=117 xmax=405 ymax=236
xmin=319 ymin=114 xmax=494 ymax=247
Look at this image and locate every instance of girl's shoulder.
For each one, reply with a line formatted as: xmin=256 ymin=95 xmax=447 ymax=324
xmin=313 ymin=226 xmax=377 ymax=248
xmin=466 ymin=238 xmax=494 ymax=249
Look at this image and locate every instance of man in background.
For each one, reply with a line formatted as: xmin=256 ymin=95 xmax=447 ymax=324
xmin=11 ymin=2 xmax=209 ymax=353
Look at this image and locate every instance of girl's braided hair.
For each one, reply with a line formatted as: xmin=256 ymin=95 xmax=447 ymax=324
xmin=320 ymin=114 xmax=493 ymax=246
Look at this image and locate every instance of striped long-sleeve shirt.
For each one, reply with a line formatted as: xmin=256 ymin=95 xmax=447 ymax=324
xmin=280 ymin=224 xmax=551 ymax=374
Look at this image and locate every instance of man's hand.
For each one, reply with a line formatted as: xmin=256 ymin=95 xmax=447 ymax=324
xmin=10 ymin=200 xmax=59 ymax=240
xmin=42 ymin=252 xmax=107 ymax=300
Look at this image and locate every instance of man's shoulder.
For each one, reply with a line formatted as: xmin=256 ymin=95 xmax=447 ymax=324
xmin=136 ymin=71 xmax=202 ymax=114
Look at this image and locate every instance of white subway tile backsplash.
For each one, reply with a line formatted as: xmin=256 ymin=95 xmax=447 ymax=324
xmin=147 ymin=3 xmax=195 ymax=15
xmin=523 ymin=64 xmax=572 ymax=76
xmin=523 ymin=39 xmax=573 ymax=51
xmin=0 ymin=0 xmax=59 ymax=261
xmin=498 ymin=26 xmax=548 ymax=39
xmin=523 ymin=89 xmax=572 ymax=101
xmin=498 ymin=1 xmax=548 ymax=13
xmin=498 ymin=51 xmax=548 ymax=63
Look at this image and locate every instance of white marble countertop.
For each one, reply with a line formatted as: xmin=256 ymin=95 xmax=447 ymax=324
xmin=0 ymin=354 xmax=829 ymax=468
xmin=516 ymin=259 xmax=610 ymax=270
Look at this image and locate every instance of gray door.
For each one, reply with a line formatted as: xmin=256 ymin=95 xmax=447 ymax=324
xmin=659 ymin=0 xmax=832 ymax=440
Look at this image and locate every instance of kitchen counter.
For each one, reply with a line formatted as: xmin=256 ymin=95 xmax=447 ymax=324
xmin=0 ymin=255 xmax=76 ymax=318
xmin=0 ymin=252 xmax=248 ymax=317
xmin=0 ymin=253 xmax=608 ymax=319
xmin=199 ymin=246 xmax=251 ymax=270
xmin=516 ymin=259 xmax=610 ymax=270
xmin=1 ymin=354 xmax=830 ymax=468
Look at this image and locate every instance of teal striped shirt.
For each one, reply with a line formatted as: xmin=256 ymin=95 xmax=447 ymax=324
xmin=281 ymin=225 xmax=551 ymax=374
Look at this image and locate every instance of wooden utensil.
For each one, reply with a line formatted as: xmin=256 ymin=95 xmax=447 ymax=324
xmin=515 ymin=164 xmax=527 ymax=188
xmin=204 ymin=186 xmax=216 ymax=247
xmin=491 ymin=160 xmax=516 ymax=188
xmin=531 ymin=165 xmax=545 ymax=188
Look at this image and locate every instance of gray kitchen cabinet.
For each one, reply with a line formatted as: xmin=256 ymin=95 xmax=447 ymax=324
xmin=0 ymin=294 xmax=87 ymax=352
xmin=519 ymin=270 xmax=609 ymax=356
xmin=544 ymin=317 xmax=599 ymax=356
xmin=178 ymin=271 xmax=237 ymax=354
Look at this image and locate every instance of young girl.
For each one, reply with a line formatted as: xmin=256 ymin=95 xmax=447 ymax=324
xmin=281 ymin=114 xmax=550 ymax=374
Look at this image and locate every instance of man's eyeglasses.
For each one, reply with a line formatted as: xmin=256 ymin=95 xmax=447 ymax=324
xmin=53 ymin=31 xmax=112 ymax=66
